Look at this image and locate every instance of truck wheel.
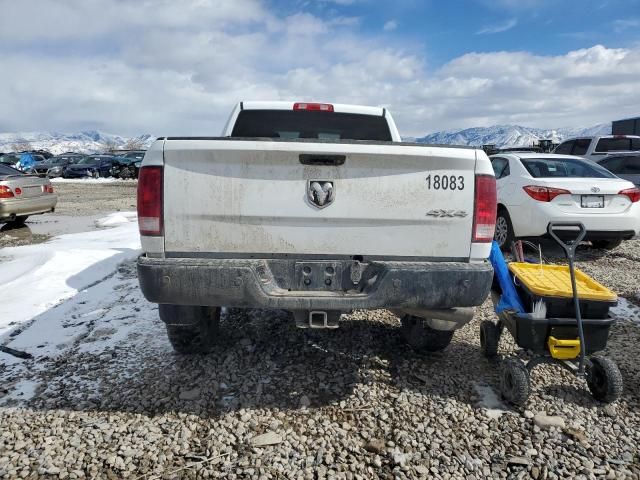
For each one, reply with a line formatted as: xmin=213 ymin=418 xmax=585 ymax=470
xmin=480 ymin=320 xmax=500 ymax=358
xmin=591 ymin=239 xmax=622 ymax=250
xmin=160 ymin=305 xmax=221 ymax=354
xmin=494 ymin=207 xmax=515 ymax=250
xmin=586 ymin=356 xmax=623 ymax=403
xmin=500 ymin=358 xmax=530 ymax=406
xmin=400 ymin=315 xmax=454 ymax=352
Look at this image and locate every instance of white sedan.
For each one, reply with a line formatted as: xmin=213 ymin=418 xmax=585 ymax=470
xmin=490 ymin=153 xmax=640 ymax=250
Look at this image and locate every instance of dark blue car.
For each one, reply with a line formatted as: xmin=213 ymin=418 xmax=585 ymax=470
xmin=62 ymin=155 xmax=115 ymax=178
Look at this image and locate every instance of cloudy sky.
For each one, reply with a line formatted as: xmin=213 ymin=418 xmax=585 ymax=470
xmin=1 ymin=0 xmax=639 ymax=136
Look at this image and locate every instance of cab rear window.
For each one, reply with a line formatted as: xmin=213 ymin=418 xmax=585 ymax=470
xmin=521 ymin=158 xmax=615 ymax=178
xmin=231 ymin=110 xmax=392 ymax=141
xmin=595 ymin=137 xmax=640 ymax=152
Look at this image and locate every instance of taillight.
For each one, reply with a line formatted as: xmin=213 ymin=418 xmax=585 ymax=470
xmin=0 ymin=186 xmax=14 ymax=199
xmin=619 ymin=187 xmax=640 ymax=203
xmin=42 ymin=185 xmax=54 ymax=194
xmin=137 ymin=166 xmax=163 ymax=236
xmin=473 ymin=174 xmax=497 ymax=243
xmin=523 ymin=185 xmax=571 ymax=202
xmin=293 ymin=102 xmax=334 ymax=112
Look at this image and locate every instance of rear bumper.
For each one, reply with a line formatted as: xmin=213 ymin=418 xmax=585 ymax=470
xmin=137 ymin=255 xmax=493 ymax=312
xmin=0 ymin=195 xmax=57 ymax=221
xmin=511 ymin=202 xmax=640 ymax=239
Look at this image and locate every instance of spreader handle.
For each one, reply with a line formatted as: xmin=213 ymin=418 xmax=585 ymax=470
xmin=547 ymin=221 xmax=587 ymax=375
xmin=547 ymin=222 xmax=586 ymax=256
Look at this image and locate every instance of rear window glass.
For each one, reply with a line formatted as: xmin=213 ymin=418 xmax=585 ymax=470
xmin=520 ymin=157 xmax=615 ymax=178
xmin=554 ymin=141 xmax=574 ymax=154
xmin=571 ymin=138 xmax=591 ymax=155
xmin=595 ymin=137 xmax=640 ymax=152
xmin=0 ymin=164 xmax=22 ymax=176
xmin=231 ymin=110 xmax=392 ymax=141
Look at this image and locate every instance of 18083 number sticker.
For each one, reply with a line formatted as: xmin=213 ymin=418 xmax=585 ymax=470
xmin=425 ymin=174 xmax=464 ymax=190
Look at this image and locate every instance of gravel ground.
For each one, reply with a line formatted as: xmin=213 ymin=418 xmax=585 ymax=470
xmin=1 ymin=238 xmax=640 ymax=478
xmin=0 ymin=181 xmax=137 ymax=248
xmin=1 ymin=187 xmax=639 ymax=478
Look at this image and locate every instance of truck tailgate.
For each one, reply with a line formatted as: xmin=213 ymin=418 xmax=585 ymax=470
xmin=162 ymin=139 xmax=478 ymax=259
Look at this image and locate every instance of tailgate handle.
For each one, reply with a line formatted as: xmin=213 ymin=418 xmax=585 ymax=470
xmin=299 ymin=154 xmax=346 ymax=166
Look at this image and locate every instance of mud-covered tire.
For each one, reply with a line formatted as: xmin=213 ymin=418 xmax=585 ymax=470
xmin=586 ymin=356 xmax=623 ymax=403
xmin=500 ymin=358 xmax=530 ymax=406
xmin=494 ymin=207 xmax=515 ymax=250
xmin=160 ymin=305 xmax=221 ymax=354
xmin=591 ymin=239 xmax=623 ymax=250
xmin=480 ymin=320 xmax=500 ymax=358
xmin=400 ymin=315 xmax=454 ymax=352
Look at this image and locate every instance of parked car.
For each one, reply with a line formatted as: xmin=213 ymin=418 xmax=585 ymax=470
xmin=33 ymin=154 xmax=84 ymax=178
xmin=110 ymin=151 xmax=145 ymax=179
xmin=491 ymin=153 xmax=640 ymax=250
xmin=137 ymin=101 xmax=496 ymax=354
xmin=0 ymin=153 xmax=21 ymax=168
xmin=554 ymin=135 xmax=640 ymax=161
xmin=0 ymin=163 xmax=57 ymax=225
xmin=15 ymin=153 xmax=46 ymax=173
xmin=62 ymin=155 xmax=115 ymax=178
xmin=597 ymin=153 xmax=640 ymax=188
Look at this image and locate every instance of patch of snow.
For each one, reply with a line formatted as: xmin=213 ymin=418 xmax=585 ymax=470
xmin=474 ymin=383 xmax=508 ymax=419
xmin=610 ymin=297 xmax=640 ymax=324
xmin=0 ymin=379 xmax=40 ymax=404
xmin=95 ymin=211 xmax=137 ymax=228
xmin=0 ymin=213 xmax=141 ymax=336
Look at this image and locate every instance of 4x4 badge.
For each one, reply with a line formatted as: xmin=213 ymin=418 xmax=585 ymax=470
xmin=307 ymin=180 xmax=335 ymax=209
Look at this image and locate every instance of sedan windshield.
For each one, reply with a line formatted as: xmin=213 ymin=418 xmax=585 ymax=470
xmin=521 ymin=157 xmax=616 ymax=178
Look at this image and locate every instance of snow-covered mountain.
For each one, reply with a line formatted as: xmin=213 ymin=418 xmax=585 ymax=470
xmin=0 ymin=122 xmax=613 ymax=154
xmin=412 ymin=123 xmax=611 ymax=147
xmin=0 ymin=131 xmax=155 ymax=155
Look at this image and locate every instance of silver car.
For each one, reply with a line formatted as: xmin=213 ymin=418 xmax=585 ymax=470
xmin=0 ymin=163 xmax=57 ymax=225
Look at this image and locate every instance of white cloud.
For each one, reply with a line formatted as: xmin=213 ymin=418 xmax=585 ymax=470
xmin=0 ymin=1 xmax=639 ymax=138
xmin=383 ymin=20 xmax=398 ymax=31
xmin=612 ymin=18 xmax=640 ymax=33
xmin=476 ymin=18 xmax=518 ymax=34
xmin=479 ymin=0 xmax=548 ymax=10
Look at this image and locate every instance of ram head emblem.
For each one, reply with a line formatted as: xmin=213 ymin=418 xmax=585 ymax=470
xmin=307 ymin=180 xmax=335 ymax=209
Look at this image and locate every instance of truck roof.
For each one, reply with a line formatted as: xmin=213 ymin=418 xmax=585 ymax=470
xmin=240 ymin=101 xmax=385 ymax=117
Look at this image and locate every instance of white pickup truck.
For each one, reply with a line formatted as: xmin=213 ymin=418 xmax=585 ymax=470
xmin=137 ymin=101 xmax=496 ymax=354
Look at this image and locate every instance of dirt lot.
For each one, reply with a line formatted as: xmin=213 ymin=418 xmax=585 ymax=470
xmin=1 ymin=182 xmax=640 ymax=479
xmin=0 ymin=181 xmax=137 ymax=248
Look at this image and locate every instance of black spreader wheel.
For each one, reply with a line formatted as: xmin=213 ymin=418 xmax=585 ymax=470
xmin=400 ymin=315 xmax=454 ymax=352
xmin=500 ymin=358 xmax=530 ymax=406
xmin=480 ymin=320 xmax=500 ymax=358
xmin=586 ymin=356 xmax=623 ymax=403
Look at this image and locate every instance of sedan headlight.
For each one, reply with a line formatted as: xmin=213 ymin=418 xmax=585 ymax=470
xmin=49 ymin=166 xmax=62 ymax=173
